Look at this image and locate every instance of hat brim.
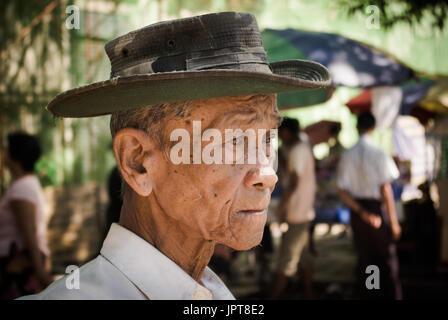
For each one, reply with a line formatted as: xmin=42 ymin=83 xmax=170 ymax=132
xmin=47 ymin=60 xmax=330 ymax=117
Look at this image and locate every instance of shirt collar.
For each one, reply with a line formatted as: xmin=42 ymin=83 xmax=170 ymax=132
xmin=358 ymin=134 xmax=373 ymax=146
xmin=100 ymin=223 xmax=234 ymax=300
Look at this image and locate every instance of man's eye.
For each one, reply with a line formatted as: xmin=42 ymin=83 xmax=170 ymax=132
xmin=264 ymin=133 xmax=276 ymax=144
xmin=265 ymin=136 xmax=271 ymax=144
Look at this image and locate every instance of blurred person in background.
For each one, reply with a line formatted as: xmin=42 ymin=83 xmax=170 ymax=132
xmin=337 ymin=111 xmax=402 ymax=300
xmin=391 ymin=157 xmax=410 ymax=224
xmin=0 ymin=132 xmax=51 ymax=299
xmin=325 ymin=123 xmax=343 ymax=169
xmin=269 ymin=118 xmax=316 ymax=299
xmin=314 ymin=123 xmax=349 ymax=239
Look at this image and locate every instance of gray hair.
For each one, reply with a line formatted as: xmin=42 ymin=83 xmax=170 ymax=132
xmin=110 ymin=100 xmax=196 ymax=198
xmin=110 ymin=100 xmax=195 ymax=148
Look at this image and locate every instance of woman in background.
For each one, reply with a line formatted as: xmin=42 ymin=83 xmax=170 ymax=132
xmin=0 ymin=132 xmax=51 ymax=299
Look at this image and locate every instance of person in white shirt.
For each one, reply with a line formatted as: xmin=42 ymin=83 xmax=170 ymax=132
xmin=337 ymin=111 xmax=402 ymax=300
xmin=269 ymin=118 xmax=316 ymax=299
xmin=0 ymin=132 xmax=51 ymax=299
xmin=18 ymin=12 xmax=330 ymax=300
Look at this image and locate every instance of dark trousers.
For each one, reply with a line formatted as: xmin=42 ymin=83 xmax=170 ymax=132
xmin=351 ymin=198 xmax=402 ymax=300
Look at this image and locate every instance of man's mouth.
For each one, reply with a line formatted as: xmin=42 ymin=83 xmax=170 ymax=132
xmin=237 ymin=209 xmax=267 ymax=215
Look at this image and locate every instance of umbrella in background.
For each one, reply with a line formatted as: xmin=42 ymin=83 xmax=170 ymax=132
xmin=419 ymin=77 xmax=448 ymax=114
xmin=345 ymin=78 xmax=435 ymax=125
xmin=429 ymin=115 xmax=448 ymax=136
xmin=346 ymin=78 xmax=435 ymax=115
xmin=345 ymin=89 xmax=372 ymax=114
xmin=262 ymin=29 xmax=414 ymax=90
xmin=400 ymin=79 xmax=435 ymax=114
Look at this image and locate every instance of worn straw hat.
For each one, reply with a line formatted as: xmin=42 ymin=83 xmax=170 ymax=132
xmin=47 ymin=12 xmax=331 ymax=118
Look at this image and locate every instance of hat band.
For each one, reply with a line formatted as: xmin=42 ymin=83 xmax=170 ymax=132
xmin=112 ymin=46 xmax=271 ymax=77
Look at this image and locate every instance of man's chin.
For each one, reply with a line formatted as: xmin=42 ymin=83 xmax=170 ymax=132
xmin=229 ymin=242 xmax=262 ymax=251
xmin=222 ymin=232 xmax=264 ymax=251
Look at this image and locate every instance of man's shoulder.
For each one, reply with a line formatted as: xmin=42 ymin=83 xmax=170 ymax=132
xmin=345 ymin=140 xmax=382 ymax=154
xmin=363 ymin=142 xmax=389 ymax=160
xmin=18 ymin=255 xmax=145 ymax=300
xmin=8 ymin=176 xmax=35 ymax=196
xmin=342 ymin=145 xmax=357 ymax=158
xmin=342 ymin=142 xmax=392 ymax=171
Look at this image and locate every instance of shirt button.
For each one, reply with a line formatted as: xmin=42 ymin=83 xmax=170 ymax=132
xmin=192 ymin=287 xmax=213 ymax=300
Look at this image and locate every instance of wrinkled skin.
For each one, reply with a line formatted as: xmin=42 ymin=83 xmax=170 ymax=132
xmin=114 ymin=94 xmax=279 ymax=281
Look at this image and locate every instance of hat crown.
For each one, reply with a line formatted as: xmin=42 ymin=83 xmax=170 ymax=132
xmin=105 ymin=12 xmax=271 ymax=77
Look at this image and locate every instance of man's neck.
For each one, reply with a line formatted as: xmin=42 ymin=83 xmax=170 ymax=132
xmin=119 ymin=191 xmax=215 ymax=282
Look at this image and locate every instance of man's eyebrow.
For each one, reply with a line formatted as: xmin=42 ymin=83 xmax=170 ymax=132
xmin=206 ymin=107 xmax=260 ymax=129
xmin=205 ymin=106 xmax=281 ymax=130
xmin=226 ymin=107 xmax=259 ymax=119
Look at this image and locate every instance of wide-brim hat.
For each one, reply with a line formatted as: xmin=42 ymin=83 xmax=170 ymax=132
xmin=47 ymin=12 xmax=331 ymax=118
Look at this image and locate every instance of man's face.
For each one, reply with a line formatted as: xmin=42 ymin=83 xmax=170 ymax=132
xmin=149 ymin=94 xmax=279 ymax=250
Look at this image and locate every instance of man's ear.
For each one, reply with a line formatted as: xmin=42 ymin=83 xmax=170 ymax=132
xmin=113 ymin=128 xmax=157 ymax=197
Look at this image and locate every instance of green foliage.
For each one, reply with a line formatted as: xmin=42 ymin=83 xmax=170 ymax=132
xmin=35 ymin=154 xmax=59 ymax=187
xmin=0 ymin=0 xmax=64 ymax=51
xmin=339 ymin=0 xmax=448 ymax=31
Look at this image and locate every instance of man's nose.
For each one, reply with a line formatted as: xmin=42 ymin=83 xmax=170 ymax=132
xmin=244 ymin=166 xmax=278 ymax=191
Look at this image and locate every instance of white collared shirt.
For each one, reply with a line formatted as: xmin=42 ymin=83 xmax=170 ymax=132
xmin=284 ymin=140 xmax=316 ymax=224
xmin=337 ymin=135 xmax=399 ymax=200
xmin=19 ymin=223 xmax=235 ymax=300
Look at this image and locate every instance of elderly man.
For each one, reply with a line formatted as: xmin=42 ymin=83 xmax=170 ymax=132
xmin=20 ymin=12 xmax=329 ymax=300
